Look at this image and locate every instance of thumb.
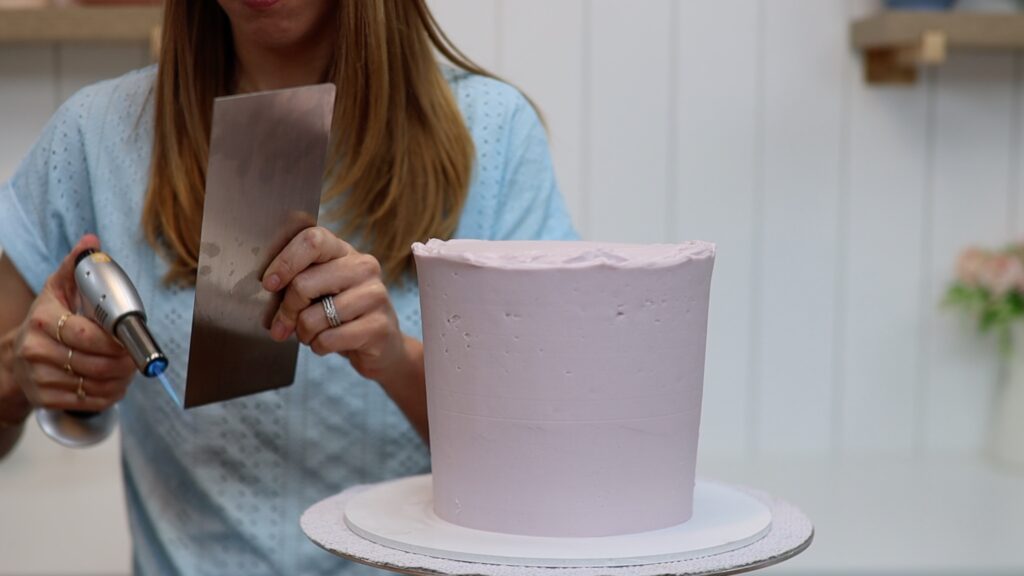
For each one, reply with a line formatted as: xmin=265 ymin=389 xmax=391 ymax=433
xmin=46 ymin=234 xmax=102 ymax=309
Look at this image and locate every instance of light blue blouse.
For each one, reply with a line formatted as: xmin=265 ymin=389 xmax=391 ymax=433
xmin=0 ymin=65 xmax=577 ymax=575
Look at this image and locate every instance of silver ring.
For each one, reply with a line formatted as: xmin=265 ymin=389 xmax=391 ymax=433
xmin=321 ymin=295 xmax=341 ymax=328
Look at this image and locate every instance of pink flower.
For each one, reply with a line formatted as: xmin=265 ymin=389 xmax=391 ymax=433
xmin=978 ymin=253 xmax=1024 ymax=296
xmin=956 ymin=248 xmax=989 ymax=287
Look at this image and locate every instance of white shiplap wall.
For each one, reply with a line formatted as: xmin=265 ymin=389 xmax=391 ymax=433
xmin=0 ymin=1 xmax=1015 ymax=459
xmin=433 ymin=0 xmax=1018 ymax=459
xmin=0 ymin=0 xmax=1019 ymax=573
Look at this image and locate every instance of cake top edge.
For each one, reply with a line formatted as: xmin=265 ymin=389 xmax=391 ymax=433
xmin=411 ymin=239 xmax=716 ymax=269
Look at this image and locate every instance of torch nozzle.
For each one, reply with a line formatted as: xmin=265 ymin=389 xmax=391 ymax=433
xmin=115 ymin=314 xmax=167 ymax=378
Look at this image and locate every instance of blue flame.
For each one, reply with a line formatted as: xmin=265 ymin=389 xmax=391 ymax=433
xmin=145 ymin=358 xmax=181 ymax=407
xmin=156 ymin=373 xmax=182 ymax=407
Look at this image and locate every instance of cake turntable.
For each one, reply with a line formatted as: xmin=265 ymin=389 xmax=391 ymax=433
xmin=301 ymin=474 xmax=813 ymax=576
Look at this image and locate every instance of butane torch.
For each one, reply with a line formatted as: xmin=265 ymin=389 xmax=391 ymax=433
xmin=37 ymin=249 xmax=170 ymax=448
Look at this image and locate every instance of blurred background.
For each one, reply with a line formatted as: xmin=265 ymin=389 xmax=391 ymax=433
xmin=3 ymin=0 xmax=1024 ymax=574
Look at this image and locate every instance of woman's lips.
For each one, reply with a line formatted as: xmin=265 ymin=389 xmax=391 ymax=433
xmin=242 ymin=0 xmax=281 ymax=9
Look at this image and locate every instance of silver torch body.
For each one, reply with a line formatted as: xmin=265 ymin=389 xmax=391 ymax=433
xmin=37 ymin=249 xmax=168 ymax=448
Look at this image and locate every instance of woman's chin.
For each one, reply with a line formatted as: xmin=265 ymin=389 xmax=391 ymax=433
xmin=220 ymin=0 xmax=334 ymax=52
xmin=240 ymin=0 xmax=282 ymax=11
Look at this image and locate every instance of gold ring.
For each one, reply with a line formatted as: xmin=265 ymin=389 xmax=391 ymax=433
xmin=76 ymin=376 xmax=85 ymax=400
xmin=64 ymin=347 xmax=75 ymax=375
xmin=57 ymin=312 xmax=71 ymax=346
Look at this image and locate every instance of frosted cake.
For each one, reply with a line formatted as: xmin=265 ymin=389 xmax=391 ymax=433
xmin=412 ymin=239 xmax=715 ymax=537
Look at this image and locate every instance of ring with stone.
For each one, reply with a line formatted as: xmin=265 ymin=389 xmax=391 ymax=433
xmin=64 ymin=347 xmax=75 ymax=375
xmin=321 ymin=295 xmax=342 ymax=328
xmin=76 ymin=376 xmax=85 ymax=400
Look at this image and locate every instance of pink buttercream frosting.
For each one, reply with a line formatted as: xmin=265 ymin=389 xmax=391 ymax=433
xmin=412 ymin=239 xmax=715 ymax=269
xmin=414 ymin=239 xmax=716 ymax=538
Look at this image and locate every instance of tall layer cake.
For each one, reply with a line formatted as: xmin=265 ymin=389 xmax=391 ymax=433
xmin=412 ymin=239 xmax=716 ymax=537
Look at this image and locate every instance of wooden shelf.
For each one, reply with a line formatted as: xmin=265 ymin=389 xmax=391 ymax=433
xmin=0 ymin=6 xmax=161 ymax=43
xmin=852 ymin=10 xmax=1024 ymax=84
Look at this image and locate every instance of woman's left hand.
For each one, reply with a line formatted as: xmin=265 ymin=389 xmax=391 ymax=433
xmin=261 ymin=226 xmax=411 ymax=383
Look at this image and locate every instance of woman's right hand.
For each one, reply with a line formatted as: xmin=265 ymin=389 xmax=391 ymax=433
xmin=10 ymin=235 xmax=136 ymax=412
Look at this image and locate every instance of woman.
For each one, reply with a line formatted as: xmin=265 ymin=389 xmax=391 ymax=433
xmin=0 ymin=0 xmax=575 ymax=573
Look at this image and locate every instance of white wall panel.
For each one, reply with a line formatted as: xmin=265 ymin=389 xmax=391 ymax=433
xmin=840 ymin=0 xmax=930 ymax=455
xmin=674 ymin=0 xmax=760 ymax=456
xmin=755 ymin=0 xmax=848 ymax=454
xmin=57 ymin=42 xmax=149 ymax=102
xmin=587 ymin=0 xmax=672 ymax=242
xmin=0 ymin=427 xmax=130 ymax=576
xmin=1015 ymin=57 xmax=1024 ymax=236
xmin=427 ymin=0 xmax=502 ymax=72
xmin=5 ymin=2 xmax=1024 ymax=572
xmin=3 ymin=2 xmax=1017 ymax=467
xmin=0 ymin=44 xmax=146 ymax=576
xmin=0 ymin=46 xmax=55 ymax=182
xmin=500 ymin=0 xmax=587 ymax=236
xmin=925 ymin=51 xmax=1016 ymax=453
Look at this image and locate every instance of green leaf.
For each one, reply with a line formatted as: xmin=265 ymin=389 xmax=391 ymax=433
xmin=943 ymin=284 xmax=988 ymax=310
xmin=979 ymin=307 xmax=1000 ymax=332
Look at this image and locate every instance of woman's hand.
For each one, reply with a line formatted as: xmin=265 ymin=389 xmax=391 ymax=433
xmin=9 ymin=235 xmax=136 ymax=412
xmin=262 ymin=226 xmax=414 ymax=384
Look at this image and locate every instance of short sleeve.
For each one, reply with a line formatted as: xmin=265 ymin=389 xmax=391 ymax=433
xmin=0 ymin=87 xmax=98 ymax=293
xmin=491 ymin=93 xmax=579 ymax=241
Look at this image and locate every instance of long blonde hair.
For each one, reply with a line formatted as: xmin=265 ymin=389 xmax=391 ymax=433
xmin=144 ymin=0 xmax=494 ymax=285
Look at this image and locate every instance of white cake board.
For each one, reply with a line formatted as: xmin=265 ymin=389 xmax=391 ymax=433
xmin=342 ymin=475 xmax=770 ymax=567
xmin=301 ymin=475 xmax=814 ymax=576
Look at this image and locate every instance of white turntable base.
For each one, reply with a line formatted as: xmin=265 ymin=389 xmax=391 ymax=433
xmin=301 ymin=475 xmax=814 ymax=576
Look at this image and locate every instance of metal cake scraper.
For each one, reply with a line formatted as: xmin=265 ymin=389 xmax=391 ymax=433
xmin=185 ymin=83 xmax=336 ymax=408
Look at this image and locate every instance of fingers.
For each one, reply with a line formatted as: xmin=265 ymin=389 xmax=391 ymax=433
xmin=56 ymin=314 xmax=124 ymax=356
xmin=295 ymin=281 xmax=389 ymax=344
xmin=31 ymin=233 xmax=122 ymax=357
xmin=310 ymin=313 xmax=391 ymax=357
xmin=13 ymin=234 xmax=130 ymax=413
xmin=31 ymin=364 xmax=129 ymax=400
xmin=47 ymin=234 xmax=101 ymax=308
xmin=35 ymin=299 xmax=124 ymax=356
xmin=19 ymin=332 xmax=134 ymax=380
xmin=25 ymin=362 xmax=128 ymax=413
xmin=260 ymin=229 xmax=401 ymax=371
xmin=272 ymin=253 xmax=382 ymax=341
xmin=33 ymin=386 xmax=125 ymax=412
xmin=262 ymin=227 xmax=351 ymax=293
xmin=14 ymin=308 xmax=134 ymax=413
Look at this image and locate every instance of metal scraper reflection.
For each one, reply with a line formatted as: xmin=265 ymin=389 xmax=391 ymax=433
xmin=184 ymin=83 xmax=335 ymax=408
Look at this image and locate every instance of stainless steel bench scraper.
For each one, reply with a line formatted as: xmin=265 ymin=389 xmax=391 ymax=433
xmin=185 ymin=83 xmax=336 ymax=408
